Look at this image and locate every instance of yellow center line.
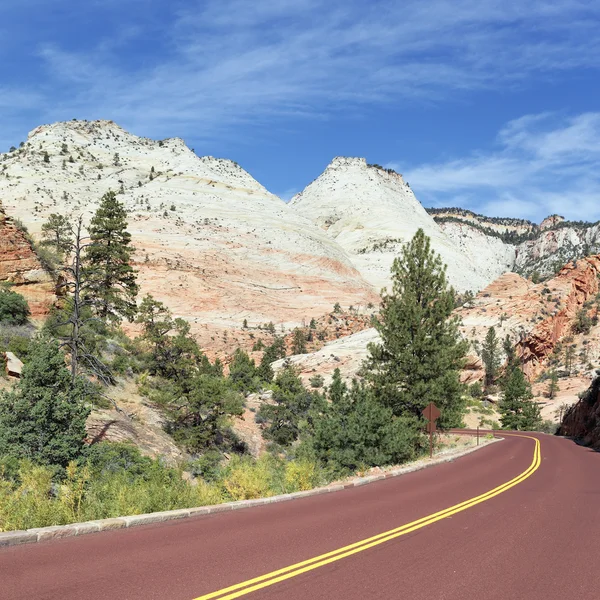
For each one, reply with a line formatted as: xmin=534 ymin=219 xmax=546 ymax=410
xmin=194 ymin=434 xmax=541 ymax=600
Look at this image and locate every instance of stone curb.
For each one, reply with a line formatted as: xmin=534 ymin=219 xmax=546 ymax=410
xmin=0 ymin=437 xmax=499 ymax=549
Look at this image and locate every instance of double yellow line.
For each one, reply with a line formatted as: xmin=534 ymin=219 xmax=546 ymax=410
xmin=194 ymin=434 xmax=541 ymax=600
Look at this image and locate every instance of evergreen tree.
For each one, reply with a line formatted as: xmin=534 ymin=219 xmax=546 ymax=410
xmin=291 ymin=328 xmax=307 ymax=354
xmin=481 ymin=326 xmax=501 ymax=388
xmin=547 ymin=369 xmax=559 ymax=399
xmin=564 ymin=345 xmax=575 ymax=375
xmin=258 ymin=366 xmax=324 ymax=446
xmin=40 ymin=213 xmax=73 ymax=256
xmin=328 ymin=368 xmax=347 ymax=403
xmin=166 ymin=374 xmax=244 ymax=452
xmin=310 ymin=379 xmax=421 ymax=474
xmin=229 ymin=349 xmax=257 ymax=394
xmin=498 ymin=367 xmax=541 ymax=430
xmin=135 ymin=294 xmax=202 ymax=382
xmin=0 ymin=339 xmax=91 ymax=466
xmin=364 ymin=229 xmax=468 ymax=428
xmin=0 ymin=288 xmax=30 ymax=325
xmin=84 ymin=191 xmax=138 ymax=323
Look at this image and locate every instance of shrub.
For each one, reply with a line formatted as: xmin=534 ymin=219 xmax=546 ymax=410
xmin=309 ymin=374 xmax=324 ymax=388
xmin=0 ymin=288 xmax=30 ymax=325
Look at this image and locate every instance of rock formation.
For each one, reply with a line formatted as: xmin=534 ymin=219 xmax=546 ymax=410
xmin=557 ymin=374 xmax=600 ymax=449
xmin=431 ymin=208 xmax=600 ymax=280
xmin=0 ymin=121 xmax=377 ymax=342
xmin=289 ymin=158 xmax=493 ymax=293
xmin=0 ymin=208 xmax=54 ymax=317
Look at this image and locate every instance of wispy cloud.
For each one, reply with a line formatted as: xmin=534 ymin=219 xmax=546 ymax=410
xmin=401 ymin=112 xmax=600 ymax=221
xmin=2 ymin=0 xmax=600 ymax=145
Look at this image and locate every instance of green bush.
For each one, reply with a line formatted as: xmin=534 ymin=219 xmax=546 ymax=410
xmin=0 ymin=288 xmax=30 ymax=325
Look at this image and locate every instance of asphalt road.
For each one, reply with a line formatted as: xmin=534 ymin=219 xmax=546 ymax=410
xmin=2 ymin=433 xmax=598 ymax=600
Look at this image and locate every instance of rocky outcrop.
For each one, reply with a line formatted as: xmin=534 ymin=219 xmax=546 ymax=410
xmin=557 ymin=374 xmax=600 ymax=449
xmin=433 ymin=208 xmax=600 ymax=280
xmin=517 ymin=256 xmax=600 ymax=379
xmin=290 ymin=158 xmax=493 ymax=293
xmin=0 ymin=121 xmax=377 ymax=340
xmin=0 ymin=208 xmax=54 ymax=317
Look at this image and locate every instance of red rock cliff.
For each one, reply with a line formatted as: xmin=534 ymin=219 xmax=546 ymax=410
xmin=0 ymin=208 xmax=54 ymax=317
xmin=518 ymin=256 xmax=600 ymax=379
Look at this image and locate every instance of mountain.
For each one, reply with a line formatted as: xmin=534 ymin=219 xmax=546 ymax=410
xmin=429 ymin=208 xmax=600 ymax=279
xmin=289 ymin=157 xmax=496 ymax=292
xmin=0 ymin=121 xmax=377 ymax=341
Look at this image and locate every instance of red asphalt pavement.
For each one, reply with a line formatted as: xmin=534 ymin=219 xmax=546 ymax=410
xmin=1 ymin=434 xmax=599 ymax=600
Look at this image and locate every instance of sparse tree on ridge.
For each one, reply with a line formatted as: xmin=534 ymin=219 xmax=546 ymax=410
xmin=40 ymin=213 xmax=73 ymax=257
xmin=84 ymin=191 xmax=138 ymax=323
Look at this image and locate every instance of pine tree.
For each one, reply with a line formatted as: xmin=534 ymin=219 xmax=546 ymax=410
xmin=364 ymin=229 xmax=468 ymax=428
xmin=292 ymin=328 xmax=307 ymax=354
xmin=229 ymin=349 xmax=257 ymax=394
xmin=40 ymin=213 xmax=73 ymax=256
xmin=0 ymin=339 xmax=91 ymax=466
xmin=258 ymin=366 xmax=325 ymax=446
xmin=310 ymin=379 xmax=421 ymax=473
xmin=498 ymin=367 xmax=541 ymax=430
xmin=481 ymin=326 xmax=501 ymax=388
xmin=547 ymin=369 xmax=559 ymax=399
xmin=564 ymin=345 xmax=575 ymax=375
xmin=84 ymin=191 xmax=138 ymax=322
xmin=328 ymin=368 xmax=347 ymax=403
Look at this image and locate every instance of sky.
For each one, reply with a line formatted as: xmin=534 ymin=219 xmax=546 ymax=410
xmin=1 ymin=0 xmax=600 ymax=222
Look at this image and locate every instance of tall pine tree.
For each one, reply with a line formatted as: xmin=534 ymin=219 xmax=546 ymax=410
xmin=85 ymin=191 xmax=138 ymax=323
xmin=498 ymin=366 xmax=542 ymax=430
xmin=481 ymin=326 xmax=501 ymax=388
xmin=364 ymin=229 xmax=468 ymax=428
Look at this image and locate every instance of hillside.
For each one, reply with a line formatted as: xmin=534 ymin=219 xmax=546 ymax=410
xmin=289 ymin=158 xmax=495 ymax=292
xmin=272 ymin=256 xmax=600 ymax=422
xmin=429 ymin=208 xmax=600 ymax=279
xmin=0 ymin=121 xmax=377 ymax=344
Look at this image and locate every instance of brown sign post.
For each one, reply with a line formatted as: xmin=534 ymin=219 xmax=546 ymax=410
xmin=422 ymin=402 xmax=441 ymax=458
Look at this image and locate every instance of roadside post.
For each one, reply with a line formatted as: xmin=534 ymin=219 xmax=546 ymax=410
xmin=422 ymin=402 xmax=441 ymax=459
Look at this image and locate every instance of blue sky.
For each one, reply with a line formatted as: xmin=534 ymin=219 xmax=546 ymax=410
xmin=1 ymin=0 xmax=600 ymax=222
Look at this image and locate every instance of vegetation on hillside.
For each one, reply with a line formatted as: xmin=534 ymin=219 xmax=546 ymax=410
xmin=0 ymin=225 xmax=520 ymax=531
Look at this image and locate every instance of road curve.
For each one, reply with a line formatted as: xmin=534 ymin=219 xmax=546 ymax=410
xmin=1 ymin=434 xmax=598 ymax=600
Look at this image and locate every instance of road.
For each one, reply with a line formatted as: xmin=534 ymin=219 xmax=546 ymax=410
xmin=1 ymin=433 xmax=599 ymax=600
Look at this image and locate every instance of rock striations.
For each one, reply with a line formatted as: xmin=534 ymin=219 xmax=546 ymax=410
xmin=0 ymin=121 xmax=377 ymax=335
xmin=289 ymin=157 xmax=492 ymax=292
xmin=0 ymin=208 xmax=54 ymax=317
xmin=431 ymin=209 xmax=600 ymax=280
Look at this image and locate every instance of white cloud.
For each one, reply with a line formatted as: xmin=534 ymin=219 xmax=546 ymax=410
xmin=2 ymin=0 xmax=600 ymax=144
xmin=402 ymin=112 xmax=600 ymax=222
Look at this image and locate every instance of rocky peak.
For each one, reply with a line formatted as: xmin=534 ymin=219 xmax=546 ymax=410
xmin=540 ymin=214 xmax=565 ymax=230
xmin=0 ymin=120 xmax=377 ymax=339
xmin=290 ymin=157 xmax=492 ymax=292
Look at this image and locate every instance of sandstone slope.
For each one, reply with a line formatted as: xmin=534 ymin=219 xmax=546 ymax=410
xmin=289 ymin=158 xmax=492 ymax=293
xmin=270 ymin=256 xmax=600 ymax=421
xmin=0 ymin=121 xmax=377 ymax=341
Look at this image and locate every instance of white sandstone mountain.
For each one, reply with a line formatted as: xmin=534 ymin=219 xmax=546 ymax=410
xmin=289 ymin=157 xmax=496 ymax=292
xmin=0 ymin=121 xmax=377 ymax=335
xmin=430 ymin=209 xmax=600 ymax=279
